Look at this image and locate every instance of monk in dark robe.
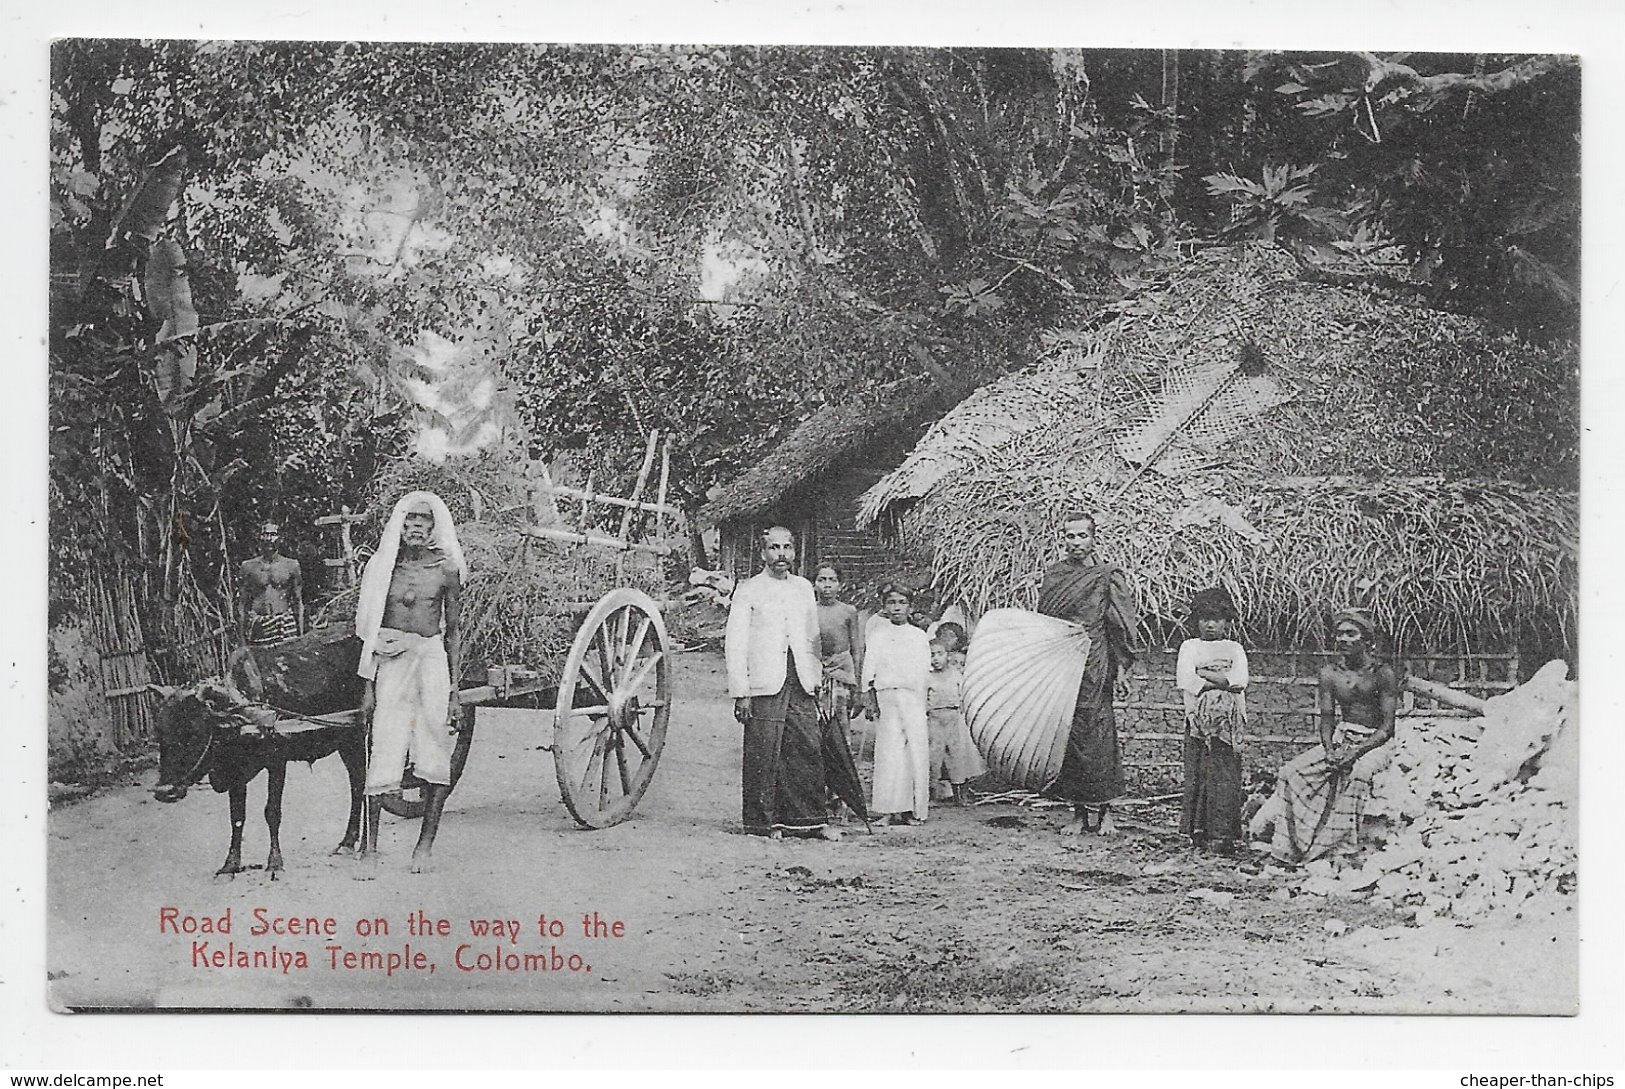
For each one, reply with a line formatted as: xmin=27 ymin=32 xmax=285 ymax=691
xmin=1035 ymin=511 xmax=1138 ymax=836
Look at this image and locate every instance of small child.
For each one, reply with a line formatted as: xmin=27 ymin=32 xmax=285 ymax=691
xmin=932 ymin=621 xmax=969 ymax=672
xmin=1176 ymin=587 xmax=1250 ymax=854
xmin=908 ymin=588 xmax=937 ymax=632
xmin=926 ymin=638 xmax=985 ymax=806
xmin=862 ymin=584 xmax=932 ymax=825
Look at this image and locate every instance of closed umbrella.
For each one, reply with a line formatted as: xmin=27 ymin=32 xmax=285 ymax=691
xmin=819 ymin=702 xmax=872 ymax=832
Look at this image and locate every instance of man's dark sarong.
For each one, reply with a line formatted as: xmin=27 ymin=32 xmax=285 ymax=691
xmin=742 ymin=655 xmax=828 ymax=835
xmin=1036 ymin=558 xmax=1137 ymax=805
xmin=1180 ymin=734 xmax=1244 ymax=841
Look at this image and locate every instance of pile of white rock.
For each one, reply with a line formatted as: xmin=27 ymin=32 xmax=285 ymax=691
xmin=1296 ymin=661 xmax=1576 ymax=923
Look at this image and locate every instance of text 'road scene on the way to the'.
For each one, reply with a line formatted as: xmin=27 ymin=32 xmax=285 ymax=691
xmin=46 ymin=41 xmax=1578 ymax=1013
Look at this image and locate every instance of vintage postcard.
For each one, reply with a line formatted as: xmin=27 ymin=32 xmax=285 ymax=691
xmin=41 ymin=34 xmax=1583 ymax=1022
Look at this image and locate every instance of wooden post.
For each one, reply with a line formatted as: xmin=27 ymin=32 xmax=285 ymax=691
xmin=539 ymin=486 xmax=680 ymax=519
xmin=619 ymin=429 xmax=660 ymax=544
xmin=338 ymin=508 xmax=355 ymax=589
xmin=578 ymin=472 xmax=595 ymax=538
xmin=524 ymin=525 xmax=674 ymax=555
xmin=1402 ymin=676 xmax=1487 ymax=716
xmin=654 ymin=439 xmax=672 ymax=547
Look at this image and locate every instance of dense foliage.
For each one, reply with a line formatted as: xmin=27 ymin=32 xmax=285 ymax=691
xmin=48 ymin=43 xmax=1579 ymax=633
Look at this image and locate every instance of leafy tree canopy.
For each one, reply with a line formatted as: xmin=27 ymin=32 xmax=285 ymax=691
xmin=48 ymin=43 xmax=1578 ymax=622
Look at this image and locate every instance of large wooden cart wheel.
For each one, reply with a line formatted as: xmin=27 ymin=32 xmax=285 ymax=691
xmin=379 ymin=704 xmax=477 ymax=819
xmin=553 ymin=587 xmax=672 ymax=828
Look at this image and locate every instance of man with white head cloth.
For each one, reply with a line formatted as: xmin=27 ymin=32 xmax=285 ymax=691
xmin=355 ymin=490 xmax=468 ymax=872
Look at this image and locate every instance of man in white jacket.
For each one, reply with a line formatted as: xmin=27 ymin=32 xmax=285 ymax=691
xmin=725 ymin=526 xmax=839 ymax=840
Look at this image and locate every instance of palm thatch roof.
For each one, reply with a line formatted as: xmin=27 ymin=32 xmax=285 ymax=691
xmin=860 ymin=245 xmax=1578 ymax=651
xmin=698 ymin=375 xmax=945 ymax=527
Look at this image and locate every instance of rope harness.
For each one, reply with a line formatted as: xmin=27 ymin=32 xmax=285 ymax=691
xmin=177 ymin=725 xmax=216 ymax=790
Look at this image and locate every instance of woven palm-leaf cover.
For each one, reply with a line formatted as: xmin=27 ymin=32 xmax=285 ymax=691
xmin=962 ymin=609 xmax=1091 ymax=791
xmin=856 ymin=339 xmax=1103 ymax=527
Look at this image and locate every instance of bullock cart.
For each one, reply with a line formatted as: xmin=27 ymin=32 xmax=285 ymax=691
xmin=359 ymin=585 xmax=673 ymax=829
xmin=324 ymin=434 xmax=682 ymax=830
xmin=149 ymin=437 xmax=686 ymax=878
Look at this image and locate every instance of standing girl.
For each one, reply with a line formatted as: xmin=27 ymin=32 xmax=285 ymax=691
xmin=1176 ymin=587 xmax=1249 ymax=853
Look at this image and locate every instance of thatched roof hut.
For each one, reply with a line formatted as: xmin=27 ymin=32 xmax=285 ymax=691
xmin=699 ymin=375 xmax=950 ymax=586
xmin=859 ymin=245 xmax=1577 ymax=657
xmin=700 ymin=375 xmax=943 ymax=527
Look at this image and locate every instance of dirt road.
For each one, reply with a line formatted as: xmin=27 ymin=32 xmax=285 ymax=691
xmin=46 ymin=648 xmax=1575 ymax=1013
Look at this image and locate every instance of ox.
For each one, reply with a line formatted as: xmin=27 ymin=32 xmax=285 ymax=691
xmin=151 ymin=622 xmax=367 ymax=876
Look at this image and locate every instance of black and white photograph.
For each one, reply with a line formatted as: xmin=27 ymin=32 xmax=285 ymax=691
xmin=25 ymin=14 xmax=1604 ymax=1037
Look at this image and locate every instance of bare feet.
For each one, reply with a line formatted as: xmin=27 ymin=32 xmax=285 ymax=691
xmin=769 ymin=829 xmax=784 ymax=840
xmin=1061 ymin=805 xmax=1118 ymax=836
xmin=816 ymin=827 xmax=843 ymax=842
xmin=409 ymin=848 xmax=431 ymax=873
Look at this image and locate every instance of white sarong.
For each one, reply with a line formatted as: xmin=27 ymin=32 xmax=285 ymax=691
xmin=872 ymin=688 xmax=930 ymax=819
xmin=365 ymin=628 xmax=454 ymax=795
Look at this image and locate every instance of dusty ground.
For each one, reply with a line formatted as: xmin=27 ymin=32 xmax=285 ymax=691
xmin=46 ymin=648 xmax=1575 ymax=1013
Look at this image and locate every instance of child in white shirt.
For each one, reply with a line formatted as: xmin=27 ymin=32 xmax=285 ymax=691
xmin=1175 ymin=587 xmax=1249 ymax=853
xmin=863 ymin=584 xmax=932 ymax=824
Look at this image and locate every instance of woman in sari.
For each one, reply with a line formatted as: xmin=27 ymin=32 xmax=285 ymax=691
xmin=1035 ymin=512 xmax=1139 ymax=836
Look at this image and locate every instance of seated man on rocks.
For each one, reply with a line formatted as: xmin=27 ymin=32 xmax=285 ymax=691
xmin=1257 ymin=607 xmax=1398 ymax=867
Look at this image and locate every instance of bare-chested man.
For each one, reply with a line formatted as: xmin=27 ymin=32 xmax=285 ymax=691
xmin=815 ymin=564 xmax=865 ymax=816
xmin=1268 ymin=607 xmax=1399 ymax=866
xmin=354 ymin=493 xmax=467 ymax=872
xmin=239 ymin=522 xmax=303 ymax=646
